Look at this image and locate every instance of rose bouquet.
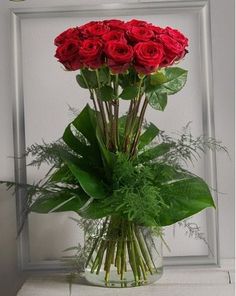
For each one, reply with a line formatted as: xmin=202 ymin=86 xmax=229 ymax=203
xmin=2 ymin=19 xmax=222 ymax=288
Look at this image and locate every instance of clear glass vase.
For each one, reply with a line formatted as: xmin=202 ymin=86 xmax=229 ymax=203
xmin=84 ymin=216 xmax=163 ymax=288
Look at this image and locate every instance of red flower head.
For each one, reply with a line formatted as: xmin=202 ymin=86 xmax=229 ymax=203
xmin=54 ymin=39 xmax=82 ymax=71
xmin=102 ymin=30 xmax=127 ymax=43
xmin=164 ymin=26 xmax=189 ymax=47
xmin=105 ymin=41 xmax=133 ymax=73
xmin=158 ymin=34 xmax=186 ymax=66
xmin=127 ymin=26 xmax=154 ymax=43
xmin=54 ymin=27 xmax=80 ymax=46
xmin=80 ymin=39 xmax=104 ymax=69
xmin=104 ymin=19 xmax=126 ymax=31
xmin=134 ymin=41 xmax=164 ymax=74
xmin=125 ymin=19 xmax=150 ymax=28
xmin=80 ymin=21 xmax=110 ymax=38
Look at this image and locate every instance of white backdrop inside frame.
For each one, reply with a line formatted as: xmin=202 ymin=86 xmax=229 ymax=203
xmin=15 ymin=3 xmax=217 ymax=267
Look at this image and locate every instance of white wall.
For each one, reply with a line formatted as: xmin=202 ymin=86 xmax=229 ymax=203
xmin=0 ymin=0 xmax=234 ymax=295
xmin=209 ymin=0 xmax=235 ymax=259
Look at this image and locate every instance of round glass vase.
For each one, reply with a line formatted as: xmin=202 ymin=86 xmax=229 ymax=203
xmin=84 ymin=216 xmax=163 ymax=288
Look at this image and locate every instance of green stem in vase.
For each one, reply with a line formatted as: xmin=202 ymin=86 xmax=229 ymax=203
xmin=86 ymin=217 xmax=158 ymax=286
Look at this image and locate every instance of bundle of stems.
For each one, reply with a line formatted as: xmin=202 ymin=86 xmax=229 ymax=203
xmin=81 ymin=70 xmax=148 ymax=157
xmin=85 ymin=216 xmax=158 ymax=286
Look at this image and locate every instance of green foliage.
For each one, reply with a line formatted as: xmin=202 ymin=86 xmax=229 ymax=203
xmin=145 ymin=67 xmax=188 ymax=111
xmin=146 ymin=92 xmax=168 ymax=111
xmin=2 ymin=105 xmax=225 ymax=229
xmin=119 ymin=86 xmax=139 ymax=100
xmin=98 ymin=85 xmax=115 ymax=101
xmin=138 ymin=123 xmax=160 ymax=150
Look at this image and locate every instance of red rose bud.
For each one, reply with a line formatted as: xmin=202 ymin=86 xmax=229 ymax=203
xmin=54 ymin=27 xmax=80 ymax=46
xmin=134 ymin=41 xmax=164 ymax=74
xmin=105 ymin=41 xmax=133 ymax=74
xmin=54 ymin=39 xmax=82 ymax=71
xmin=127 ymin=26 xmax=154 ymax=43
xmin=80 ymin=39 xmax=104 ymax=69
xmin=102 ymin=30 xmax=127 ymax=43
xmin=158 ymin=34 xmax=185 ymax=66
xmin=164 ymin=26 xmax=189 ymax=47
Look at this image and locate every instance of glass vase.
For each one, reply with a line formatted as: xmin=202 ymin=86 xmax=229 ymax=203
xmin=84 ymin=216 xmax=163 ymax=288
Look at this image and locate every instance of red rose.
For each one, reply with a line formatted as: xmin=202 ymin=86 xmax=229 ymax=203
xmin=80 ymin=21 xmax=110 ymax=38
xmin=158 ymin=34 xmax=185 ymax=66
xmin=80 ymin=39 xmax=104 ymax=69
xmin=165 ymin=26 xmax=188 ymax=47
xmin=104 ymin=19 xmax=126 ymax=31
xmin=105 ymin=41 xmax=133 ymax=73
xmin=125 ymin=19 xmax=150 ymax=28
xmin=55 ymin=39 xmax=82 ymax=71
xmin=54 ymin=27 xmax=80 ymax=46
xmin=127 ymin=26 xmax=154 ymax=43
xmin=102 ymin=30 xmax=127 ymax=43
xmin=151 ymin=25 xmax=165 ymax=37
xmin=134 ymin=41 xmax=164 ymax=74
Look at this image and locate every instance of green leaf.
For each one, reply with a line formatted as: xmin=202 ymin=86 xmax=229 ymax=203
xmin=49 ymin=165 xmax=70 ymax=182
xmin=80 ymin=68 xmax=98 ymax=89
xmin=157 ymin=176 xmax=215 ymax=226
xmin=161 ymin=67 xmax=188 ymax=95
xmin=96 ymin=126 xmax=114 ymax=173
xmin=98 ymin=85 xmax=114 ymax=101
xmin=137 ymin=142 xmax=175 ymax=163
xmin=63 ymin=124 xmax=91 ymax=158
xmin=146 ymin=67 xmax=187 ymax=95
xmin=30 ymin=192 xmax=87 ymax=213
xmin=62 ymin=105 xmax=102 ymax=166
xmin=138 ymin=123 xmax=160 ymax=150
xmin=119 ymin=86 xmax=139 ymax=100
xmin=70 ymin=104 xmax=98 ymax=147
xmin=78 ymin=199 xmax=113 ymax=219
xmin=98 ymin=67 xmax=109 ymax=85
xmin=76 ymin=74 xmax=88 ymax=89
xmin=61 ymin=153 xmax=108 ymax=199
xmin=147 ymin=92 xmax=168 ymax=111
xmin=150 ymin=71 xmax=168 ymax=85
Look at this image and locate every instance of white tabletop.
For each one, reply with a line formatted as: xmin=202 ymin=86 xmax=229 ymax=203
xmin=17 ymin=260 xmax=235 ymax=296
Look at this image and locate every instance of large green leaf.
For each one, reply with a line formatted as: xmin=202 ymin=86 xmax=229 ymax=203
xmin=78 ymin=199 xmax=113 ymax=219
xmin=30 ymin=191 xmax=87 ymax=213
xmin=63 ymin=104 xmax=102 ymax=166
xmin=137 ymin=142 xmax=175 ymax=163
xmin=138 ymin=123 xmax=160 ymax=150
xmin=157 ymin=176 xmax=215 ymax=226
xmin=60 ymin=152 xmax=108 ymax=199
xmin=63 ymin=124 xmax=92 ymax=158
xmin=71 ymin=104 xmax=98 ymax=146
xmin=96 ymin=126 xmax=114 ymax=173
